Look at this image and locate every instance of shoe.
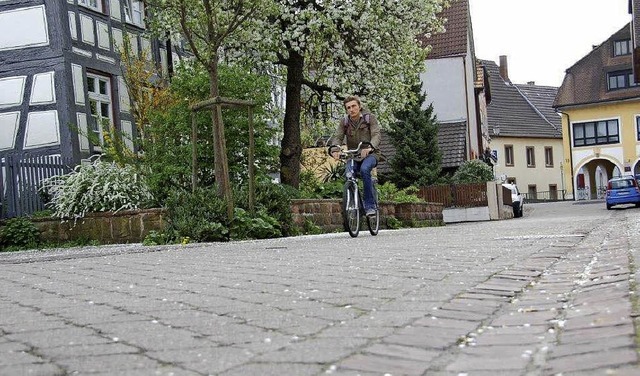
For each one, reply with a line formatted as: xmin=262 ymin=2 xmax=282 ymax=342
xmin=366 ymin=209 xmax=376 ymax=217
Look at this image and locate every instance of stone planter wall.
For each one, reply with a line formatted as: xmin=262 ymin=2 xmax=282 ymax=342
xmin=291 ymin=199 xmax=444 ymax=232
xmin=9 ymin=200 xmax=444 ymax=245
xmin=32 ymin=209 xmax=167 ymax=244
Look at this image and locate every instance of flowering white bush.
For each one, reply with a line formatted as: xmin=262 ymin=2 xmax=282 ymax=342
xmin=40 ymin=158 xmax=153 ymax=220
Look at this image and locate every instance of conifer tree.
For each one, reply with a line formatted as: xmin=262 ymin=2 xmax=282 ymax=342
xmin=387 ymin=85 xmax=442 ymax=188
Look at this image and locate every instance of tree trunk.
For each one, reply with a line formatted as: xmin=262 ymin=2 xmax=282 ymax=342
xmin=208 ymin=61 xmax=234 ymax=221
xmin=279 ymin=49 xmax=304 ymax=188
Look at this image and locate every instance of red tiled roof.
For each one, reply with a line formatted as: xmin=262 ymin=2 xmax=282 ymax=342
xmin=418 ymin=0 xmax=469 ymax=59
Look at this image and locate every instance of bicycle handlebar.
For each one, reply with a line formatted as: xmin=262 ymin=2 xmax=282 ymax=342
xmin=328 ymin=142 xmax=374 ymax=159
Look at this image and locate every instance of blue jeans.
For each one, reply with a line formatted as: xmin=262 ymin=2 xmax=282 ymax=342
xmin=347 ymin=155 xmax=377 ymax=211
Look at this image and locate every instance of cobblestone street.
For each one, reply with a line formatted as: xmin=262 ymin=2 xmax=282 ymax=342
xmin=1 ymin=201 xmax=639 ymax=375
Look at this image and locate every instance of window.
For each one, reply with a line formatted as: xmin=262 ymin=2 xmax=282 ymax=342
xmin=637 ymin=116 xmax=640 ymax=141
xmin=608 ymin=70 xmax=637 ymax=90
xmin=544 ymin=146 xmax=553 ymax=167
xmin=504 ymin=145 xmax=514 ymax=166
xmin=526 ymin=146 xmax=535 ymax=167
xmin=78 ymin=0 xmax=102 ymax=12
xmin=124 ymin=0 xmax=145 ymax=27
xmin=86 ymin=73 xmax=112 ymax=147
xmin=573 ymin=119 xmax=619 ymax=146
xmin=614 ymin=39 xmax=632 ymax=56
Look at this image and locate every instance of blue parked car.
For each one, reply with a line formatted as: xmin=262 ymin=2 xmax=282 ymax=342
xmin=605 ymin=176 xmax=640 ymax=210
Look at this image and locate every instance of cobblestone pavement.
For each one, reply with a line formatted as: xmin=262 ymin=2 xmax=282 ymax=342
xmin=1 ymin=201 xmax=640 ymax=375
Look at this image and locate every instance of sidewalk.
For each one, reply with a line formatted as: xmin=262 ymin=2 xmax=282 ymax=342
xmin=0 ymin=201 xmax=639 ymax=375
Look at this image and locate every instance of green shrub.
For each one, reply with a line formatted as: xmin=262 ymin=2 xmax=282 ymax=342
xmin=235 ymin=179 xmax=298 ymax=237
xmin=142 ymin=230 xmax=178 ymax=246
xmin=0 ymin=217 xmax=40 ymax=251
xmin=231 ymin=208 xmax=281 ymax=240
xmin=30 ymin=209 xmax=54 ymax=219
xmin=377 ymin=182 xmax=422 ymax=203
xmin=452 ymin=159 xmax=494 ymax=184
xmin=321 ymin=163 xmax=345 ymax=183
xmin=301 ymin=218 xmax=323 ymax=235
xmin=298 ymin=172 xmax=343 ymax=200
xmin=40 ymin=158 xmax=153 ymax=219
xmin=165 ymin=187 xmax=230 ymax=242
xmin=385 ymin=216 xmax=402 ymax=230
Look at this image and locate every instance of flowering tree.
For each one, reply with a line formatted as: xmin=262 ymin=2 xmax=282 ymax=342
xmin=259 ymin=0 xmax=449 ymax=187
xmin=146 ymin=0 xmax=449 ymax=190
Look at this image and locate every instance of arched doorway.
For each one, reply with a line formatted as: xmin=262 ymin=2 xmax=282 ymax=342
xmin=575 ymin=158 xmax=619 ymax=200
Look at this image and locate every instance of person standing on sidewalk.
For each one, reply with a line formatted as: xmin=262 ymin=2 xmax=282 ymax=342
xmin=328 ymin=95 xmax=382 ymax=217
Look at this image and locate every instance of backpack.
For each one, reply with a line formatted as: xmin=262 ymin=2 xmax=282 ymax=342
xmin=341 ymin=113 xmax=371 ymax=137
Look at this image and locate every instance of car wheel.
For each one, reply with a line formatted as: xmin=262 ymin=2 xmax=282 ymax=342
xmin=606 ymin=203 xmax=612 ymax=210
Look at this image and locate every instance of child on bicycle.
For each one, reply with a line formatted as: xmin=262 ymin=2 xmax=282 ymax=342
xmin=328 ymin=95 xmax=381 ymax=217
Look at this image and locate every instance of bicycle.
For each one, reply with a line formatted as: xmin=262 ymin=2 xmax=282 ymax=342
xmin=332 ymin=142 xmax=380 ymax=237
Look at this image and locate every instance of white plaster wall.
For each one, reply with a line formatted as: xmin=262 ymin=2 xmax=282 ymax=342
xmin=79 ymin=13 xmax=95 ymax=46
xmin=121 ymin=120 xmax=133 ymax=151
xmin=30 ymin=72 xmax=56 ymax=105
xmin=69 ymin=12 xmax=77 ymax=40
xmin=109 ymin=0 xmax=121 ymax=21
xmin=97 ymin=21 xmax=110 ymax=50
xmin=71 ymin=64 xmax=85 ymax=105
xmin=419 ymin=57 xmax=467 ymax=123
xmin=140 ymin=38 xmax=151 ymax=60
xmin=0 ymin=5 xmax=49 ymax=51
xmin=76 ymin=112 xmax=90 ymax=151
xmin=112 ymin=27 xmax=123 ymax=52
xmin=0 ymin=112 xmax=20 ymax=150
xmin=0 ymin=76 xmax=26 ymax=108
xmin=118 ymin=76 xmax=130 ymax=113
xmin=24 ymin=110 xmax=60 ymax=149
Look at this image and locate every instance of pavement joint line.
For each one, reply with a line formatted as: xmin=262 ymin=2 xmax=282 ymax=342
xmin=340 ymin=236 xmax=586 ymax=374
xmin=494 ymin=234 xmax=586 ymax=240
xmin=541 ymin=216 xmax=640 ymax=374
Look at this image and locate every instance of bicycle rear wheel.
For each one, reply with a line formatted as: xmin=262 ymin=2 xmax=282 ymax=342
xmin=367 ymin=185 xmax=380 ymax=236
xmin=342 ymin=182 xmax=360 ymax=237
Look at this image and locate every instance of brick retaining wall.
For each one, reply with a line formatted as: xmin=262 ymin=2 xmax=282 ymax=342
xmin=291 ymin=199 xmax=444 ymax=232
xmin=32 ymin=209 xmax=166 ymax=244
xmin=12 ymin=200 xmax=444 ymax=245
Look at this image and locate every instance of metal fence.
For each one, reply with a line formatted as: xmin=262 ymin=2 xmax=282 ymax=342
xmin=418 ymin=182 xmax=488 ymax=208
xmin=1 ymin=154 xmax=73 ymax=219
xmin=523 ymin=190 xmax=568 ymax=203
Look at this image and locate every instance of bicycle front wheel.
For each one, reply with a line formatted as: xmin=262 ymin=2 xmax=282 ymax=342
xmin=367 ymin=185 xmax=380 ymax=236
xmin=342 ymin=182 xmax=360 ymax=237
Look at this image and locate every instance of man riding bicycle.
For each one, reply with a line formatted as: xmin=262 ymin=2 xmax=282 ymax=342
xmin=328 ymin=95 xmax=381 ymax=217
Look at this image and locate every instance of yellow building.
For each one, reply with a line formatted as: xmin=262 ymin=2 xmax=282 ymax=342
xmin=554 ymin=22 xmax=640 ymax=200
xmin=480 ymin=57 xmax=564 ymax=200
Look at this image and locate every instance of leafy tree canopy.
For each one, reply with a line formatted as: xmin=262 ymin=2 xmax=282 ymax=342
xmin=145 ymin=62 xmax=279 ymax=202
xmin=259 ymin=0 xmax=449 ymax=123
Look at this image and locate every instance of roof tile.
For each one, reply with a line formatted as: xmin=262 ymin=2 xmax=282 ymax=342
xmin=480 ymin=59 xmax=561 ymax=139
xmin=419 ymin=0 xmax=469 ymax=59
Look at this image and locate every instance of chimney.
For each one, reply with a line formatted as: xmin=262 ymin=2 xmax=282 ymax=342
xmin=499 ymin=55 xmax=510 ymax=82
